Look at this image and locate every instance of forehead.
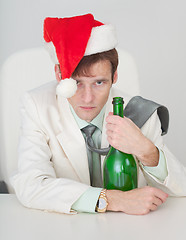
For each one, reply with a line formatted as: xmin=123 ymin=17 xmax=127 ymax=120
xmin=73 ymin=60 xmax=112 ymax=79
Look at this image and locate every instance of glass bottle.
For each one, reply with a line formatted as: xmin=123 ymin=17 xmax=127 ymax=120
xmin=103 ymin=97 xmax=138 ymax=191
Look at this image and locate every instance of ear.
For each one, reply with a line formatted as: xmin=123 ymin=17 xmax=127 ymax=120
xmin=54 ymin=64 xmax=62 ymax=82
xmin=112 ymin=70 xmax=118 ymax=84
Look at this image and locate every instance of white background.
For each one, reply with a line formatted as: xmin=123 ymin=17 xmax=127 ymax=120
xmin=0 ymin=0 xmax=185 ymax=167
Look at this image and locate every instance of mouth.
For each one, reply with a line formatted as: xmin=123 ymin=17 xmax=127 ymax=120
xmin=80 ymin=106 xmax=96 ymax=110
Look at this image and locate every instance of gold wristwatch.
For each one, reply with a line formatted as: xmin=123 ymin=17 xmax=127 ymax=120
xmin=96 ymin=189 xmax=108 ymax=213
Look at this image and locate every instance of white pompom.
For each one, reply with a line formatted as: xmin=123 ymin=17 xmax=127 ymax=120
xmin=56 ymin=78 xmax=77 ymax=98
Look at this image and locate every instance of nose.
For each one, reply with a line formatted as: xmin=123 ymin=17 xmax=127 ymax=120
xmin=82 ymin=85 xmax=94 ymax=103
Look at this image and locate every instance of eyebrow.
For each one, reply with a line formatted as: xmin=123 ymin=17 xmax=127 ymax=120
xmin=76 ymin=78 xmax=110 ymax=83
xmin=94 ymin=78 xmax=109 ymax=82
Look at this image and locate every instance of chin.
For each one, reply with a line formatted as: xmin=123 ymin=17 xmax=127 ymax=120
xmin=80 ymin=113 xmax=96 ymax=122
xmin=82 ymin=116 xmax=94 ymax=122
xmin=77 ymin=110 xmax=95 ymax=120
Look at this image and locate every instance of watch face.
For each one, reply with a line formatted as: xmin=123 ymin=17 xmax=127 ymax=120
xmin=99 ymin=198 xmax=106 ymax=209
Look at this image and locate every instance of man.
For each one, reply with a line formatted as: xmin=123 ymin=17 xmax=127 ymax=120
xmin=11 ymin=14 xmax=186 ymax=215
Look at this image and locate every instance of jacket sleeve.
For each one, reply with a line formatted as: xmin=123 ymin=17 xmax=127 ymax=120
xmin=142 ymin=147 xmax=168 ymax=182
xmin=11 ymin=92 xmax=90 ymax=214
xmin=139 ymin=110 xmax=186 ymax=196
xmin=71 ymin=187 xmax=102 ymax=213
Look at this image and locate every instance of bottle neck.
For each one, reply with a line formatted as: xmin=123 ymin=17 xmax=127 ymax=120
xmin=110 ymin=97 xmax=124 ymax=152
xmin=113 ymin=102 xmax=124 ymax=117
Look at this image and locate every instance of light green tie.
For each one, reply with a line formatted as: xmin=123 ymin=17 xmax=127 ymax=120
xmin=81 ymin=125 xmax=103 ymax=187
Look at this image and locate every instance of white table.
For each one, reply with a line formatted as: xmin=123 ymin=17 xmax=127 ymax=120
xmin=0 ymin=194 xmax=186 ymax=240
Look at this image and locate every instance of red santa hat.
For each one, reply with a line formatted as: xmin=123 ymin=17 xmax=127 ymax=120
xmin=43 ymin=13 xmax=117 ymax=98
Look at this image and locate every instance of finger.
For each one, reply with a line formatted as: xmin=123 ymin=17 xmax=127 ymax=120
xmin=153 ymin=197 xmax=164 ymax=206
xmin=107 ymin=136 xmax=116 ymax=148
xmin=106 ymin=124 xmax=115 ymax=134
xmin=108 ymin=112 xmax=113 ymax=116
xmin=106 ymin=114 xmax=121 ymax=124
xmin=106 ymin=122 xmax=114 ymax=129
xmin=150 ymin=203 xmax=158 ymax=211
xmin=152 ymin=188 xmax=169 ymax=203
xmin=106 ymin=126 xmax=123 ymax=140
xmin=106 ymin=112 xmax=114 ymax=122
xmin=106 ymin=129 xmax=114 ymax=138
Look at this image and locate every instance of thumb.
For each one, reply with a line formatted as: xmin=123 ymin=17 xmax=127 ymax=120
xmin=108 ymin=112 xmax=113 ymax=116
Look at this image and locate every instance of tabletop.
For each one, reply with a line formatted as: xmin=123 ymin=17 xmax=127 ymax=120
xmin=0 ymin=194 xmax=186 ymax=240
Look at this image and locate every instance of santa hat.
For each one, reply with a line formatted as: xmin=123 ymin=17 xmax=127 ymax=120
xmin=44 ymin=13 xmax=117 ymax=98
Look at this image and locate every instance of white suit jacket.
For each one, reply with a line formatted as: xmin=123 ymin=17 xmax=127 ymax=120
xmin=11 ymin=81 xmax=186 ymax=214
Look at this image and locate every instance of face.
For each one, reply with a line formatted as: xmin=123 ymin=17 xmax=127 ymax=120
xmin=66 ymin=60 xmax=117 ymax=122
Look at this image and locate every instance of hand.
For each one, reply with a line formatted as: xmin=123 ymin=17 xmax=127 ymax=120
xmin=106 ymin=112 xmax=159 ymax=166
xmin=106 ymin=186 xmax=168 ymax=215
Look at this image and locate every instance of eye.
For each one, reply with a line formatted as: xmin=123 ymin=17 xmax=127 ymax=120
xmin=96 ymin=81 xmax=103 ymax=86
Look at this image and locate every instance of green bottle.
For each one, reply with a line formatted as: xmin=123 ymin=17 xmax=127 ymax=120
xmin=103 ymin=97 xmax=138 ymax=191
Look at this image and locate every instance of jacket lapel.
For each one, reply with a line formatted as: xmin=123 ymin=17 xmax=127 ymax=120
xmin=56 ymin=95 xmax=90 ymax=185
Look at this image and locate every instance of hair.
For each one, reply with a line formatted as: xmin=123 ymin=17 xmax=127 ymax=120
xmin=72 ymin=48 xmax=118 ymax=81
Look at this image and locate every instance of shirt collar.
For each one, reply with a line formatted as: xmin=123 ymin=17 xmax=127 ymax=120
xmin=69 ymin=105 xmax=106 ymax=131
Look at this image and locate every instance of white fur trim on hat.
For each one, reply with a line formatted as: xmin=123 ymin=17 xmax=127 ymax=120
xmin=44 ymin=41 xmax=59 ymax=64
xmin=56 ymin=78 xmax=77 ymax=98
xmin=85 ymin=24 xmax=117 ymax=56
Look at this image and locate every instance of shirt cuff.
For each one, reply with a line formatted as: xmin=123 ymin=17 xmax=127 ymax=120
xmin=142 ymin=147 xmax=168 ymax=182
xmin=71 ymin=187 xmax=102 ymax=213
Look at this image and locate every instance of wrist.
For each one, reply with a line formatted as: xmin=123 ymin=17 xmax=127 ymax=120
xmin=137 ymin=140 xmax=159 ymax=166
xmin=106 ymin=190 xmax=114 ymax=211
xmin=106 ymin=189 xmax=123 ymax=212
